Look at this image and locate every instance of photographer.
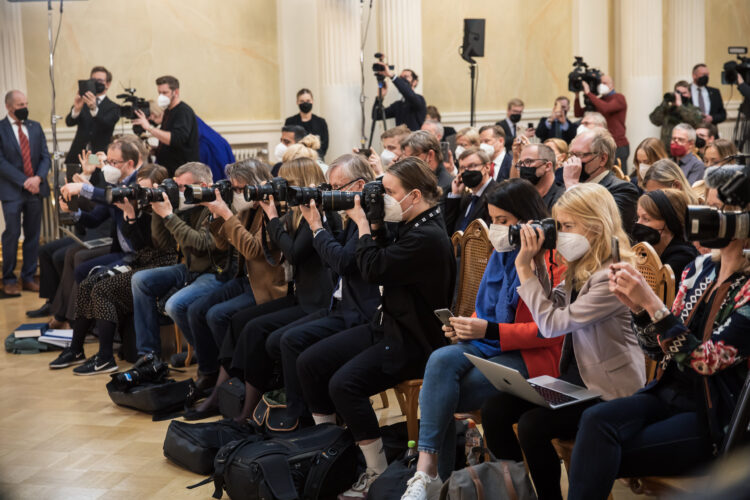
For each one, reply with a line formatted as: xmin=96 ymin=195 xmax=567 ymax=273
xmin=649 ymin=81 xmax=703 ymax=149
xmin=65 ymin=66 xmax=121 ymax=163
xmin=733 ymin=73 xmax=750 ymax=152
xmin=297 ymin=157 xmax=455 ymax=497
xmin=401 ymin=130 xmax=454 ymax=198
xmin=482 ymin=183 xmax=645 ymax=500
xmin=566 ymin=167 xmax=750 ymax=499
xmin=132 ymin=75 xmax=199 ymax=175
xmin=574 ymin=75 xmax=630 ymax=166
xmin=271 ymin=125 xmax=306 ymax=175
xmin=372 ymin=55 xmax=427 ymax=131
xmin=131 ymin=162 xmax=228 ymax=362
xmin=535 ymin=96 xmax=579 ymax=144
xmin=444 ymin=147 xmax=497 ymax=234
xmin=696 ymin=122 xmax=718 ymax=158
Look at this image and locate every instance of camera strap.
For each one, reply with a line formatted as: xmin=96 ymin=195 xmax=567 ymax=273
xmin=260 ymin=215 xmax=285 ymax=267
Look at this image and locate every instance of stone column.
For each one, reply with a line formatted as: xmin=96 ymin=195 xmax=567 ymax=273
xmin=377 ymin=0 xmax=423 ymax=93
xmin=665 ymin=0 xmax=705 ymax=88
xmin=572 ymin=0 xmax=610 ymax=73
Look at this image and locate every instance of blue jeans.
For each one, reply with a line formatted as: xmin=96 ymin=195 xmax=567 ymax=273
xmin=568 ymin=393 xmax=713 ymax=500
xmin=164 ymin=273 xmax=222 ymax=350
xmin=188 ymin=277 xmax=254 ymax=373
xmin=418 ymin=342 xmax=528 ymax=479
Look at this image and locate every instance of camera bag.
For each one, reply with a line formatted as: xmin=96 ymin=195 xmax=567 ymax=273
xmin=106 ymin=378 xmax=194 ymax=417
xmin=217 ymin=377 xmax=245 ymax=419
xmin=252 ymin=389 xmax=300 ymax=433
xmin=203 ymin=423 xmax=359 ymax=500
xmin=5 ymin=333 xmax=61 ymax=354
xmin=163 ymin=419 xmax=260 ymax=475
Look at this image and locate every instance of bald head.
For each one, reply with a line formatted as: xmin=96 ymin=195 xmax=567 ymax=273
xmin=5 ymin=90 xmax=27 ymax=121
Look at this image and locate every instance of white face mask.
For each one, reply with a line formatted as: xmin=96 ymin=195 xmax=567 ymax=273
xmin=147 ymin=136 xmax=159 ymax=147
xmin=576 ymin=124 xmax=590 ymax=136
xmin=638 ymin=163 xmax=651 ymax=179
xmin=177 ymin=191 xmax=192 ymax=212
xmin=101 ymin=164 xmax=121 ymax=184
xmin=157 ymin=94 xmax=171 ymax=109
xmin=454 ymin=145 xmax=465 ymax=159
xmin=556 ymin=231 xmax=590 ymax=262
xmin=274 ymin=142 xmax=288 ymax=161
xmin=383 ymin=191 xmax=414 ymax=222
xmin=232 ymin=192 xmax=253 ymax=212
xmin=380 ymin=149 xmax=397 ymax=168
xmin=479 ymin=143 xmax=495 ymax=157
xmin=597 ymin=83 xmax=610 ymax=96
xmin=488 ymin=224 xmax=514 ymax=252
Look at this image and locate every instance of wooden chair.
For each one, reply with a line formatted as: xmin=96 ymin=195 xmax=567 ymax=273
xmin=388 ymin=219 xmax=494 ymax=443
xmin=173 ymin=325 xmax=193 ymax=366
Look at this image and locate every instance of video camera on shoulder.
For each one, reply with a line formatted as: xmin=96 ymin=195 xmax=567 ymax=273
xmin=722 ymin=46 xmax=750 ymax=85
xmin=184 ymin=179 xmax=233 ymax=205
xmin=507 ymin=219 xmax=558 ymax=251
xmin=568 ymin=57 xmax=602 ymax=112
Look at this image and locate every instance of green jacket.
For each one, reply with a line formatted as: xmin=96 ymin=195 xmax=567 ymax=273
xmin=162 ymin=206 xmax=227 ymax=273
xmin=649 ymin=101 xmax=703 ymax=148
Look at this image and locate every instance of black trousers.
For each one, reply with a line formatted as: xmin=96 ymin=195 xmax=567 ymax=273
xmin=37 ymin=237 xmax=74 ymax=300
xmin=297 ymin=324 xmax=424 ymax=442
xmin=481 ymin=391 xmax=600 ymax=500
xmin=51 ymin=244 xmax=108 ymax=321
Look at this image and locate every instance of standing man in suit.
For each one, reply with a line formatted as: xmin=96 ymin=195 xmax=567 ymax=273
xmin=495 ymin=98 xmax=532 ymax=152
xmin=372 ymin=55 xmax=427 ymax=131
xmin=535 ymin=96 xmax=579 ymax=144
xmin=690 ymin=63 xmax=726 ymax=126
xmin=444 ymin=148 xmax=497 ymax=234
xmin=64 ymin=66 xmax=120 ymax=164
xmin=478 ymin=125 xmax=512 ymax=181
xmin=0 ymin=91 xmax=50 ymax=295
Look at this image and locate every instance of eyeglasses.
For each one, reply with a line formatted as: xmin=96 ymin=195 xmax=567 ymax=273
xmin=569 ymin=152 xmax=598 ymax=160
xmin=107 ymin=159 xmax=127 ymax=166
xmin=516 ymin=159 xmax=545 ymax=168
xmin=671 ymin=137 xmax=690 ymax=145
xmin=460 ymin=163 xmax=485 ymax=171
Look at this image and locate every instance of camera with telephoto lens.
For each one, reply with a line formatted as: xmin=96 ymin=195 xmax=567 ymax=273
xmin=137 ymin=178 xmax=180 ymax=207
xmin=184 ymin=179 xmax=233 ymax=205
xmin=319 ymin=181 xmax=386 ymax=223
xmin=244 ymin=177 xmax=289 ymax=202
xmin=722 ymin=47 xmax=750 ymax=85
xmin=105 ymin=185 xmax=142 ymax=204
xmin=109 ymin=353 xmax=169 ymax=391
xmin=507 ymin=218 xmax=558 ymax=250
xmin=372 ymin=52 xmax=395 ymax=82
xmin=286 ymin=183 xmax=332 ymax=207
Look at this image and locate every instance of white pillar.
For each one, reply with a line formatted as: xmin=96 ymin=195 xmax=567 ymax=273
xmin=665 ymin=0 xmax=705 ymax=88
xmin=377 ymin=0 xmax=423 ymax=94
xmin=572 ymin=0 xmax=610 ymax=73
xmin=616 ymin=0 xmax=663 ymax=166
xmin=317 ymin=0 xmax=361 ymax=161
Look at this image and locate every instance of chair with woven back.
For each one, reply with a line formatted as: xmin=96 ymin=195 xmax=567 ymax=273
xmin=387 ymin=219 xmax=494 ymax=443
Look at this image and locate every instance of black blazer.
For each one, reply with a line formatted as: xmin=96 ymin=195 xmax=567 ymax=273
xmin=374 ymin=76 xmax=427 ymax=131
xmin=443 ymin=179 xmax=498 ymax=235
xmin=705 ymin=86 xmax=727 ymax=125
xmin=535 ymin=117 xmax=578 ymax=144
xmin=598 ymin=172 xmax=639 ymax=235
xmin=495 ymin=119 xmax=515 ymax=151
xmin=0 ymin=117 xmax=50 ymax=201
xmin=494 ymin=153 xmax=513 ymax=182
xmin=64 ymin=96 xmax=121 ymax=163
xmin=660 ymin=239 xmax=699 ymax=284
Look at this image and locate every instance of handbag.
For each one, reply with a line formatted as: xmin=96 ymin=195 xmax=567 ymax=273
xmin=439 ymin=450 xmax=536 ymax=500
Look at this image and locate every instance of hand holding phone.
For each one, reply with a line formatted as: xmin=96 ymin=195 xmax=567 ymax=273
xmin=433 ymin=308 xmax=454 ymax=328
xmin=611 ymin=236 xmax=620 ymax=263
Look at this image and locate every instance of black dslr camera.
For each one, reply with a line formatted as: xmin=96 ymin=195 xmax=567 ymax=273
xmin=507 ymin=218 xmax=558 ymax=251
xmin=109 ymin=353 xmax=169 ymax=391
xmin=184 ymin=179 xmax=233 ymax=205
xmin=105 ymin=185 xmax=142 ymax=204
xmin=722 ymin=47 xmax=750 ymax=85
xmin=286 ymin=183 xmax=333 ymax=207
xmin=319 ymin=181 xmax=386 ymax=223
xmin=138 ymin=178 xmax=180 ymax=207
xmin=244 ymin=177 xmax=290 ymax=203
xmin=372 ymin=52 xmax=395 ymax=82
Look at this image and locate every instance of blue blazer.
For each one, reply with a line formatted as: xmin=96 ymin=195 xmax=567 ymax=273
xmin=0 ymin=117 xmax=51 ymax=201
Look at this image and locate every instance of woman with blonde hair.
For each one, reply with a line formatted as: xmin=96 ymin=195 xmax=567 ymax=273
xmin=545 ymin=138 xmax=570 ymax=186
xmin=632 ymin=137 xmax=669 ymax=188
xmin=482 ymin=183 xmax=646 ymax=500
xmin=702 ymin=138 xmax=738 ymax=167
xmin=641 ymin=158 xmax=698 ymax=204
xmin=454 ymin=127 xmax=481 ymax=156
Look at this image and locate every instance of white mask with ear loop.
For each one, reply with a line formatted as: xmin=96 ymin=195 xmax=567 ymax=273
xmin=556 ymin=231 xmax=590 ymax=261
xmin=638 ymin=163 xmax=651 ymax=180
xmin=380 ymin=149 xmax=397 ymax=167
xmin=488 ymin=224 xmax=514 ymax=252
xmin=383 ymin=191 xmax=415 ymax=222
xmin=157 ymin=94 xmax=171 ymax=109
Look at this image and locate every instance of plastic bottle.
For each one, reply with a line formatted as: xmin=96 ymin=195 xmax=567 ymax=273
xmin=406 ymin=440 xmax=417 ymax=457
xmin=464 ymin=419 xmax=483 ymax=465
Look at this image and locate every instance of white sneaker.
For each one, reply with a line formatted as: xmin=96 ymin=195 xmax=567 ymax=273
xmin=338 ymin=468 xmax=380 ymax=499
xmin=401 ymin=471 xmax=443 ymax=500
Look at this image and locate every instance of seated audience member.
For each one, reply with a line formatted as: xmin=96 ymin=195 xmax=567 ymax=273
xmin=365 ymin=124 xmax=410 ymax=175
xmin=478 ymin=125 xmax=511 ymax=181
xmin=282 ymin=134 xmax=327 ymax=174
xmin=577 ymin=110 xmax=608 ymax=133
xmin=633 ymin=189 xmax=699 ymax=280
xmin=401 ymin=130 xmax=454 ymax=197
xmin=131 ymin=162 xmax=228 ymax=363
xmin=297 ymin=157 xmax=455 ymax=498
xmin=495 ymin=98 xmax=531 ymax=151
xmin=641 ymin=158 xmax=699 ymax=204
xmin=284 ymin=88 xmax=329 ymax=160
xmin=702 ymin=138 xmax=738 ymax=167
xmin=481 ymin=183 xmax=645 ymax=500
xmin=400 ymin=179 xmax=563 ymax=497
xmin=271 ymin=124 xmax=306 ymax=175
xmin=421 ymin=119 xmax=444 ymax=141
xmin=695 ymin=122 xmax=718 ymax=158
xmin=670 ymin=123 xmax=706 ymax=184
xmin=426 ymin=105 xmax=456 ymax=139
xmin=454 ymin=127 xmax=481 ymax=159
xmin=544 ymin=138 xmax=569 ymax=168
xmin=567 ymin=166 xmax=750 ymax=500
xmin=444 ymin=148 xmax=497 ymax=234
xmin=632 ymin=137 xmax=668 ymax=189
xmin=562 ymin=128 xmax=640 ymax=235
xmin=535 ymin=96 xmax=578 ymax=144
xmin=49 ymin=164 xmax=177 ymax=373
xmin=517 ymin=143 xmax=564 ymax=210
xmin=649 ymin=80 xmax=703 ymax=148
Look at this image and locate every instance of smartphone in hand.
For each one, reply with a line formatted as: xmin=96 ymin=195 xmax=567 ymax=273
xmin=611 ymin=236 xmax=620 ymax=263
xmin=434 ymin=308 xmax=454 ymax=328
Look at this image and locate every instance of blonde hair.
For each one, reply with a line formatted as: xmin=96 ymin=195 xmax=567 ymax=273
xmin=456 ymin=127 xmax=481 ymax=147
xmin=642 ymin=159 xmax=698 ymax=204
xmin=278 ymin=157 xmax=326 ymax=230
xmin=552 ymin=183 xmax=634 ymax=289
xmin=544 ymin=138 xmax=569 ymax=167
xmin=282 ymin=134 xmax=320 ymax=163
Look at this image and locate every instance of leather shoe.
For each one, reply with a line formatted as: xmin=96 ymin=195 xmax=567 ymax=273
xmin=26 ymin=302 xmax=52 ymax=318
xmin=22 ymin=280 xmax=40 ymax=292
xmin=195 ymin=371 xmax=219 ymax=392
xmin=3 ymin=283 xmax=21 ymax=296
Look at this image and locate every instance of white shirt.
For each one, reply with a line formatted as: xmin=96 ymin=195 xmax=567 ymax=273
xmin=504 ymin=118 xmax=516 ymax=138
xmin=71 ymin=94 xmax=105 ymax=119
xmin=6 ymin=116 xmax=28 ymax=146
xmin=690 ymin=83 xmax=711 ymax=115
xmin=492 ymin=149 xmax=506 ymax=181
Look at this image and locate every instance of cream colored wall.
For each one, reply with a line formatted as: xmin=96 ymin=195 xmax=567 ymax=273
xmin=705 ymin=0 xmax=750 ymax=104
xmin=421 ymin=0 xmax=573 ymax=114
xmin=19 ymin=0 xmax=279 ymax=126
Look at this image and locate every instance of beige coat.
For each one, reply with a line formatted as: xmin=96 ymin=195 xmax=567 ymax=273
xmin=517 ymin=266 xmax=645 ymax=401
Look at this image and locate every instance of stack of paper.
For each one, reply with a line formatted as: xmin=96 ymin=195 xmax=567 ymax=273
xmin=38 ymin=329 xmax=74 ymax=348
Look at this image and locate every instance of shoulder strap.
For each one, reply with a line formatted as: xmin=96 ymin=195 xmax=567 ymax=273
xmin=467 ymin=465 xmax=484 ymax=500
xmin=256 ymin=454 xmax=299 ymax=500
xmin=500 ymin=462 xmax=519 ymax=500
xmin=302 ymin=430 xmax=353 ymax=499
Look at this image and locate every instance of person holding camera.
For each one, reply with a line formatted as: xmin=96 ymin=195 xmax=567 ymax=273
xmin=649 ymin=81 xmax=704 ymax=149
xmin=574 ymin=75 xmax=630 ymax=167
xmin=372 ymin=55 xmax=427 ymax=131
xmin=535 ymin=96 xmax=579 ymax=144
xmin=401 ymin=130 xmax=454 ymax=199
xmin=64 ymin=66 xmax=121 ymax=164
xmin=400 ymin=179 xmax=564 ymax=497
xmin=49 ymin=164 xmax=178 ymax=373
xmin=732 ymin=72 xmax=750 ymax=152
xmin=132 ymin=75 xmax=199 ymax=176
xmin=444 ymin=147 xmax=497 ymax=234
xmin=481 ymin=183 xmax=645 ymax=500
xmin=565 ymin=166 xmax=750 ymax=499
xmin=297 ymin=157 xmax=455 ymax=498
xmin=284 ymin=88 xmax=329 ymax=160
xmin=131 ymin=162 xmax=228 ymax=367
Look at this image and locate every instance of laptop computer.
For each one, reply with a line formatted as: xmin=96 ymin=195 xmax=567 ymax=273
xmin=465 ymin=353 xmax=600 ymax=409
xmin=59 ymin=226 xmax=113 ymax=250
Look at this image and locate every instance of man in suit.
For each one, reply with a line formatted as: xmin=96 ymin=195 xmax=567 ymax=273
xmin=444 ymin=147 xmax=497 ymax=234
xmin=401 ymin=130 xmax=454 ymax=198
xmin=562 ymin=128 xmax=639 ymax=235
xmin=64 ymin=66 xmax=121 ymax=164
xmin=372 ymin=56 xmax=427 ymax=131
xmin=0 ymin=90 xmax=50 ymax=295
xmin=495 ymin=98 xmax=530 ymax=152
xmin=478 ymin=125 xmax=512 ymax=181
xmin=691 ymin=63 xmax=726 ymax=125
xmin=517 ymin=143 xmax=565 ymax=210
xmin=535 ymin=96 xmax=579 ymax=144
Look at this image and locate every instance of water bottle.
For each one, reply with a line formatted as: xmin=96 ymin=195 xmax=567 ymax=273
xmin=464 ymin=419 xmax=483 ymax=465
xmin=406 ymin=439 xmax=418 ymax=466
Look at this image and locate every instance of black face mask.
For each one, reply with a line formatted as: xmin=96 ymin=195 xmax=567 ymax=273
xmin=509 ymin=113 xmax=522 ymax=124
xmin=632 ymin=223 xmax=662 ymax=245
xmin=298 ymin=102 xmax=312 ymax=114
xmin=696 ymin=75 xmax=709 ymax=87
xmin=14 ymin=107 xmax=29 ymax=121
xmin=518 ymin=166 xmax=542 ymax=185
xmin=461 ymin=169 xmax=484 ymax=188
xmin=578 ymin=155 xmax=598 ymax=183
xmin=94 ymin=81 xmax=106 ymax=94
xmin=695 ymin=137 xmax=706 ymax=149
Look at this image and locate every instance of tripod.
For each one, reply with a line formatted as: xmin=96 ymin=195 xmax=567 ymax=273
xmin=367 ymin=80 xmax=388 ymax=150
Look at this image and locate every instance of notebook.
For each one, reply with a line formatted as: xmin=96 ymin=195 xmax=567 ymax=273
xmin=14 ymin=323 xmax=49 ymax=339
xmin=39 ymin=329 xmax=73 ymax=348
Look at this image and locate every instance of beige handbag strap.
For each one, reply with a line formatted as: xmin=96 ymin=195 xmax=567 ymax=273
xmin=501 ymin=462 xmax=519 ymax=500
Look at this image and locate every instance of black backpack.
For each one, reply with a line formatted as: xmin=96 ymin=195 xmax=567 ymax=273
xmin=163 ymin=419 xmax=259 ymax=475
xmin=207 ymin=423 xmax=360 ymax=500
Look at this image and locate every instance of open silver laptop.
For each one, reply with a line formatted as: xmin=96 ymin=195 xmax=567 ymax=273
xmin=59 ymin=227 xmax=112 ymax=250
xmin=465 ymin=353 xmax=600 ymax=409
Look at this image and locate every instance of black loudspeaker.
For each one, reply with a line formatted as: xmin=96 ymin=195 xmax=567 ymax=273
xmin=461 ymin=19 xmax=486 ymax=63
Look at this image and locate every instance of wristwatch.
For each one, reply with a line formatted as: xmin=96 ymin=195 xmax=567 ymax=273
xmin=313 ymin=227 xmax=326 ymax=238
xmin=651 ymin=306 xmax=670 ymax=323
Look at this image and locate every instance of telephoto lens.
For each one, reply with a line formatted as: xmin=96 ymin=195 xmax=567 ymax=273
xmin=105 ymin=186 xmax=138 ymax=204
xmin=109 ymin=353 xmax=168 ymax=391
xmin=244 ymin=183 xmax=275 ymax=202
xmin=319 ymin=190 xmax=359 ymax=211
xmin=686 ymin=205 xmax=750 ymax=243
xmin=507 ymin=218 xmax=558 ymax=250
xmin=183 ymin=184 xmax=214 ymax=204
xmin=286 ymin=186 xmax=323 ymax=207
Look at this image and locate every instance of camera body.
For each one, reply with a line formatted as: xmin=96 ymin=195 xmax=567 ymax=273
xmin=507 ymin=218 xmax=557 ymax=251
xmin=105 ymin=185 xmax=143 ymax=205
xmin=286 ymin=183 xmax=332 ymax=207
xmin=110 ymin=353 xmax=169 ymax=392
xmin=138 ymin=178 xmax=180 ymax=207
xmin=244 ymin=177 xmax=289 ymax=203
xmin=567 ymin=56 xmax=603 ymax=93
xmin=372 ymin=52 xmax=395 ymax=82
xmin=319 ymin=181 xmax=386 ymax=223
xmin=184 ymin=179 xmax=233 ymax=205
xmin=722 ymin=47 xmax=750 ymax=85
